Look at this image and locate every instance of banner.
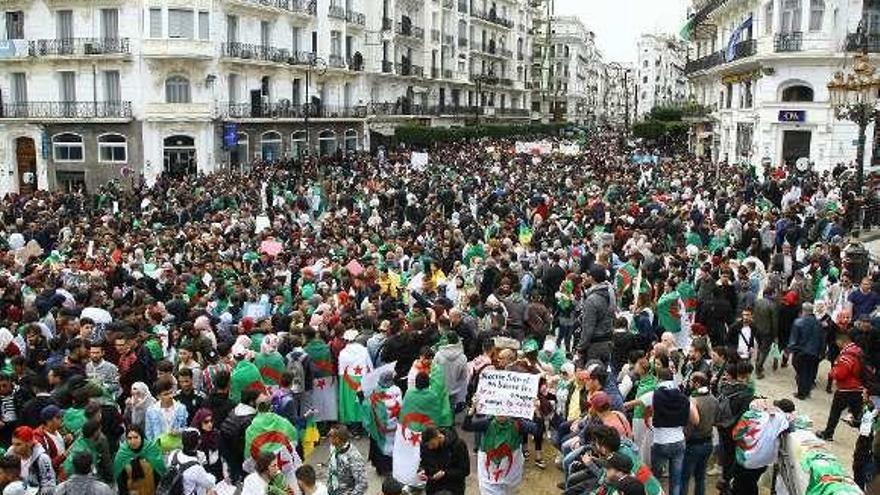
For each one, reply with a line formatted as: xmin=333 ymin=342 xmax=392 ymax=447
xmin=558 ymin=143 xmax=581 ymax=156
xmin=514 ymin=141 xmax=552 ymax=155
xmin=475 ymin=370 xmax=540 ymax=419
xmin=410 ymin=152 xmax=429 ymax=170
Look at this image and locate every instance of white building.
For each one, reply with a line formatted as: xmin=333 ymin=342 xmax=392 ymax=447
xmin=531 ymin=15 xmax=604 ymax=125
xmin=0 ymin=0 xmax=540 ymax=195
xmin=684 ymin=0 xmax=875 ymax=170
xmin=602 ymin=62 xmax=635 ymax=128
xmin=636 ymin=33 xmax=689 ymax=117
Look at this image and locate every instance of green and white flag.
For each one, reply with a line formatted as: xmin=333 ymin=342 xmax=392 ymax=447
xmin=337 ymin=342 xmax=372 ymax=423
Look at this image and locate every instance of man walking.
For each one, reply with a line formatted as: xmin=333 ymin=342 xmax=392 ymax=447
xmin=577 ymin=266 xmax=615 ymax=366
xmin=817 ymin=331 xmax=864 ymax=441
xmin=788 ymin=302 xmax=824 ymax=400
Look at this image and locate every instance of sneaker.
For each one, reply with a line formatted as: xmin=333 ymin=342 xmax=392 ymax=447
xmin=815 ymin=430 xmax=833 ymax=441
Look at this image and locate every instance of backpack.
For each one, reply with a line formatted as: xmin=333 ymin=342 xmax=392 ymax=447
xmin=156 ymin=452 xmax=198 ymax=495
xmin=715 ymin=387 xmax=750 ymax=429
xmin=467 ymin=361 xmax=492 ymax=399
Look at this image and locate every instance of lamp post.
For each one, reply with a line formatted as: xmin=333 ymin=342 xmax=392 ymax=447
xmin=828 ymin=23 xmax=880 ymax=194
xmin=472 ymin=70 xmax=498 ymax=124
xmin=303 ymin=55 xmax=327 ymax=157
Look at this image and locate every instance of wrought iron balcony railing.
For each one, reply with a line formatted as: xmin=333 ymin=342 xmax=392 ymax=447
xmin=345 ymin=10 xmax=365 ymax=25
xmin=774 ymin=31 xmax=802 ymax=52
xmin=470 ymin=8 xmax=513 ymax=28
xmin=328 ymin=4 xmax=346 ymax=19
xmin=221 ymin=42 xmax=315 ymax=65
xmin=395 ymin=62 xmax=423 ymax=77
xmin=729 ymin=38 xmax=756 ymax=61
xmin=0 ymin=101 xmax=132 ymax=119
xmin=223 ymin=102 xmax=367 ymax=119
xmin=396 ymin=22 xmax=424 ymax=39
xmin=684 ymin=50 xmax=724 ymax=73
xmin=234 ymin=0 xmax=315 ymax=14
xmin=845 ymin=32 xmax=880 ymax=52
xmin=28 ymin=37 xmax=130 ymax=56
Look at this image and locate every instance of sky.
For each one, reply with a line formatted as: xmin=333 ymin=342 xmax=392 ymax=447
xmin=553 ymin=0 xmax=690 ymax=63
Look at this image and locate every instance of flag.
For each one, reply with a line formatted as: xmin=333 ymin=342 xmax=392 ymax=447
xmin=304 ymin=338 xmax=337 ymax=422
xmin=62 ymin=437 xmax=100 ymax=479
xmin=361 ymin=386 xmax=402 ymax=455
xmin=230 ymin=360 xmax=266 ymax=403
xmin=615 ymin=263 xmax=637 ymax=296
xmin=338 ymin=343 xmax=372 ymax=423
xmin=618 ymin=441 xmax=664 ymax=495
xmin=685 ymin=231 xmax=703 ymax=248
xmin=113 ymin=438 xmax=166 ymax=481
xmin=676 ymin=282 xmax=698 ymax=315
xmin=245 ymin=412 xmax=303 ymax=489
xmin=799 ymin=450 xmax=862 ymax=495
xmin=392 ymin=363 xmax=452 ymax=486
xmin=725 ymin=16 xmax=752 ymax=62
xmin=518 ymin=224 xmax=533 ymax=246
xmin=477 ymin=419 xmax=525 ymax=494
xmin=657 ymin=291 xmax=682 ymax=333
xmin=62 ymin=407 xmax=85 ymax=435
xmin=255 ymin=351 xmax=286 ymax=386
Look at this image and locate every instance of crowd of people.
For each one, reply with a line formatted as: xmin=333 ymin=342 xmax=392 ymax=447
xmin=0 ymin=130 xmax=874 ymax=495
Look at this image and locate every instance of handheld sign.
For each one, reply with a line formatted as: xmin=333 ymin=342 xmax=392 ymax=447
xmin=475 ymin=370 xmax=540 ymax=420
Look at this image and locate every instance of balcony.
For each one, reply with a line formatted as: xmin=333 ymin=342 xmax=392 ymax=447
xmin=498 ymin=78 xmax=514 ymax=87
xmin=845 ymin=32 xmax=880 ymax=52
xmin=141 ymin=38 xmax=214 ymax=59
xmin=221 ymin=42 xmax=315 ymax=66
xmin=0 ymin=101 xmax=132 ymax=120
xmin=395 ymin=62 xmax=423 ymax=77
xmin=28 ymin=37 xmax=130 ymax=57
xmin=396 ymin=22 xmax=424 ymax=40
xmin=470 ymin=8 xmax=513 ymax=28
xmin=458 ymin=0 xmax=467 ymax=12
xmin=431 ymin=29 xmax=441 ymax=42
xmin=458 ymin=37 xmax=468 ymax=48
xmin=729 ymin=38 xmax=756 ymax=61
xmin=381 ymin=60 xmax=393 ymax=73
xmin=328 ymin=53 xmax=346 ymax=68
xmin=328 ymin=4 xmax=345 ymax=19
xmin=223 ymin=102 xmax=367 ymax=119
xmin=144 ymin=102 xmax=213 ymax=120
xmin=774 ymin=31 xmax=802 ymax=52
xmin=345 ymin=10 xmax=365 ymax=26
xmin=347 ymin=55 xmax=364 ymax=71
xmin=442 ymin=0 xmax=453 ymax=8
xmin=226 ymin=0 xmax=315 ymax=16
xmin=382 ymin=17 xmax=393 ymax=31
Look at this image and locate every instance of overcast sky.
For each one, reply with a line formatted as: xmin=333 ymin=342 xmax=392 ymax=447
xmin=554 ymin=0 xmax=690 ymax=63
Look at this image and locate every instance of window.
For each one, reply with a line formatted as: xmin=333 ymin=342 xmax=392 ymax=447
xmin=725 ymin=82 xmax=733 ymax=108
xmin=228 ymin=73 xmax=239 ymax=103
xmin=765 ymin=1 xmax=774 ymax=34
xmin=165 ymin=76 xmax=191 ymax=103
xmin=53 ymin=133 xmax=84 ymax=162
xmin=56 ymin=10 xmax=73 ymax=40
xmin=227 ymin=15 xmax=238 ymax=43
xmin=781 ymin=0 xmax=801 ymax=33
xmin=168 ymin=9 xmax=194 ymax=39
xmin=344 ymin=129 xmax=357 ymax=152
xmin=781 ymin=84 xmax=814 ymax=101
xmin=5 ymin=11 xmax=24 ymax=40
xmin=261 ymin=131 xmax=282 ymax=161
xmin=809 ymin=0 xmax=824 ymax=31
xmin=292 ymin=78 xmax=301 ymax=104
xmin=199 ymin=11 xmax=209 ymax=40
xmin=104 ymin=70 xmax=120 ymax=102
xmin=330 ymin=30 xmax=341 ymax=56
xmin=98 ymin=134 xmax=127 ymax=163
xmin=11 ymin=72 xmax=26 ymax=103
xmin=149 ymin=8 xmax=162 ymax=37
xmin=318 ymin=130 xmax=336 ymax=156
xmin=292 ymin=26 xmax=301 ymax=52
xmin=260 ymin=21 xmax=270 ymax=46
xmin=59 ymin=71 xmax=76 ymax=102
xmin=291 ymin=131 xmax=307 ymax=157
xmin=101 ymin=9 xmax=119 ymax=39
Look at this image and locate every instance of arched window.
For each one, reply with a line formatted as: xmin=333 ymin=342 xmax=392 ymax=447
xmin=52 ymin=133 xmax=84 ymax=162
xmin=781 ymin=84 xmax=814 ymax=102
xmin=809 ymin=0 xmax=824 ymax=31
xmin=318 ymin=130 xmax=336 ymax=156
xmin=291 ymin=131 xmax=307 ymax=157
xmin=344 ymin=129 xmax=358 ymax=152
xmin=97 ymin=133 xmax=127 ymax=163
xmin=165 ymin=76 xmax=191 ymax=103
xmin=261 ymin=131 xmax=282 ymax=161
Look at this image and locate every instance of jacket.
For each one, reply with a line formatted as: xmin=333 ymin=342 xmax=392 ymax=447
xmin=751 ymin=297 xmax=778 ymax=338
xmin=578 ymin=282 xmax=615 ymax=352
xmin=54 ymin=475 xmax=113 ymax=495
xmin=830 ymin=342 xmax=864 ymax=391
xmin=434 ymin=343 xmax=469 ymax=404
xmin=788 ymin=314 xmax=824 ymax=357
xmin=219 ymin=403 xmax=257 ymax=476
xmin=419 ymin=428 xmax=471 ymax=495
xmin=328 ymin=443 xmax=367 ymax=495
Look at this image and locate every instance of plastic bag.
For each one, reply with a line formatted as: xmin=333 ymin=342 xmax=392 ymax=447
xmin=769 ymin=342 xmax=783 ymax=360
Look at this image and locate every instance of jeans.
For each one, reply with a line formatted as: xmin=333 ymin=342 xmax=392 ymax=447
xmin=732 ymin=465 xmax=766 ymax=495
xmin=557 ymin=324 xmax=575 ymax=353
xmin=651 ymin=441 xmax=686 ymax=495
xmin=681 ymin=440 xmax=713 ymax=495
xmin=793 ymin=353 xmax=819 ymax=397
xmin=821 ymin=390 xmax=863 ymax=438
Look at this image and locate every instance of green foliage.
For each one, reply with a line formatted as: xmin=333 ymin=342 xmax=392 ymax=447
xmin=633 ymin=104 xmax=701 ymax=141
xmin=649 ymin=107 xmax=684 ymax=122
xmin=394 ymin=123 xmax=566 ymax=148
xmin=632 ymin=121 xmax=667 ymax=140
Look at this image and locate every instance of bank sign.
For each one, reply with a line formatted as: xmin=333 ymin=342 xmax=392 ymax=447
xmin=778 ymin=110 xmax=806 ymax=122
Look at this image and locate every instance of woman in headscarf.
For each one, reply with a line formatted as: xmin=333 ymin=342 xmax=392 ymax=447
xmin=123 ymin=382 xmax=156 ymax=431
xmin=113 ymin=425 xmax=166 ymax=495
xmin=255 ymin=333 xmax=285 ymax=386
xmin=360 ymin=369 xmax=401 ymax=476
xmin=190 ymin=408 xmax=222 ymax=480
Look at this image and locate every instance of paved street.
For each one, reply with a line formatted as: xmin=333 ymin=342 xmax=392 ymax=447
xmin=304 ymin=359 xmax=857 ymax=495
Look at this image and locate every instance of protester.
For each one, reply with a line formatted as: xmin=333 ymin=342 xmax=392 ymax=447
xmin=55 ymin=451 xmax=114 ymax=495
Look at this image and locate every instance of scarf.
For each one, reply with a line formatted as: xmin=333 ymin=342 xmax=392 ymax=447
xmin=191 ymin=408 xmax=219 ymax=451
xmin=112 ymin=438 xmax=166 ymax=481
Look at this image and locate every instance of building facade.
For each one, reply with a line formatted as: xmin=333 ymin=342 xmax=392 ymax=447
xmin=683 ymin=0 xmax=875 ymax=171
xmin=530 ymin=15 xmax=605 ymax=125
xmin=602 ymin=61 xmax=635 ymax=128
xmin=0 ymin=0 xmax=542 ymax=195
xmin=635 ymin=33 xmax=689 ymax=117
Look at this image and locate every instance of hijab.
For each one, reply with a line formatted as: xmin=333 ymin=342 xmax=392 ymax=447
xmin=129 ymin=382 xmax=156 ymax=427
xmin=113 ymin=425 xmax=167 ymax=481
xmin=191 ymin=408 xmax=218 ymax=451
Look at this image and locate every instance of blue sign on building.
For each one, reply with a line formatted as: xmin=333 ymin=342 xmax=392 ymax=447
xmin=778 ymin=110 xmax=806 ymax=122
xmin=223 ymin=123 xmax=238 ymax=149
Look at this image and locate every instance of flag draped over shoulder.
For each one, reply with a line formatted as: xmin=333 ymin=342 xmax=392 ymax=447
xmin=615 ymin=263 xmax=637 ymax=295
xmin=255 ymin=351 xmax=286 ymax=386
xmin=230 ymin=360 xmax=266 ymax=403
xmin=392 ymin=363 xmax=452 ymax=486
xmin=305 ymin=338 xmax=338 ymax=422
xmin=656 ymin=291 xmax=682 ymax=333
xmin=337 ymin=343 xmax=372 ymax=423
xmin=676 ymin=281 xmax=698 ymax=316
xmin=361 ymin=386 xmax=402 ymax=455
xmin=62 ymin=437 xmax=99 ymax=478
xmin=477 ymin=419 xmax=524 ymax=495
xmin=112 ymin=439 xmax=167 ymax=481
xmin=245 ymin=412 xmax=303 ymax=489
xmin=616 ymin=442 xmax=663 ymax=495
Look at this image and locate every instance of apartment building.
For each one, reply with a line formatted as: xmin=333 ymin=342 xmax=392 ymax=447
xmin=635 ymin=33 xmax=688 ymax=117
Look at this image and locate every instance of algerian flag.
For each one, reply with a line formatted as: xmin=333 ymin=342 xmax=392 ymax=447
xmin=63 ymin=407 xmax=86 ymax=435
xmin=618 ymin=442 xmax=664 ymax=495
xmin=518 ymin=224 xmax=533 ymax=246
xmin=245 ymin=412 xmax=303 ymax=489
xmin=338 ymin=343 xmax=372 ymax=424
xmin=361 ymin=386 xmax=402 ymax=456
xmin=304 ymin=338 xmax=337 ymax=422
xmin=230 ymin=360 xmax=266 ymax=403
xmin=799 ymin=450 xmax=862 ymax=495
xmin=62 ymin=436 xmax=100 ymax=479
xmin=615 ymin=263 xmax=637 ymax=296
xmin=814 ymin=275 xmax=829 ymax=302
xmin=477 ymin=419 xmax=524 ymax=495
xmin=392 ymin=363 xmax=452 ymax=486
xmin=657 ymin=291 xmax=682 ymax=333
xmin=676 ymin=281 xmax=698 ymax=315
xmin=255 ymin=351 xmax=286 ymax=386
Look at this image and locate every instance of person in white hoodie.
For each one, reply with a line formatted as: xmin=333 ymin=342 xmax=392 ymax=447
xmin=434 ymin=332 xmax=469 ymax=410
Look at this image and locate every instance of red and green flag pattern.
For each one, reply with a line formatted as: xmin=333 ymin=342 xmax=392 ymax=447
xmin=255 ymin=350 xmax=286 ymax=386
xmin=230 ymin=360 xmax=266 ymax=403
xmin=656 ymin=290 xmax=682 ymax=333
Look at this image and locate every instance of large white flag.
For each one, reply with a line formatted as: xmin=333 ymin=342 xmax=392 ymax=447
xmin=311 ymin=375 xmax=338 ymax=422
xmin=477 ymin=450 xmax=524 ymax=495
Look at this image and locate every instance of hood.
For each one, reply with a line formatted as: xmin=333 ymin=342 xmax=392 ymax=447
xmin=232 ymin=403 xmax=257 ymax=416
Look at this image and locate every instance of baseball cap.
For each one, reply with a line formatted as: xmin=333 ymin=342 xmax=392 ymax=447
xmin=40 ymin=405 xmax=62 ymax=423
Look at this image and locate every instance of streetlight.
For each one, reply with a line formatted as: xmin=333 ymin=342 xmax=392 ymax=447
xmin=303 ymin=55 xmax=327 ymax=157
xmin=472 ymin=70 xmax=498 ymax=124
xmin=828 ymin=23 xmax=880 ymax=194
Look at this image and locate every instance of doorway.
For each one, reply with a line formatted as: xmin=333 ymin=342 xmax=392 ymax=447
xmin=15 ymin=137 xmax=36 ymax=194
xmin=163 ymin=135 xmax=196 ymax=177
xmin=781 ymin=130 xmax=811 ymax=166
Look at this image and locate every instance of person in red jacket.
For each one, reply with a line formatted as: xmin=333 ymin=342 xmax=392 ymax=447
xmin=817 ymin=331 xmax=864 ymax=441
